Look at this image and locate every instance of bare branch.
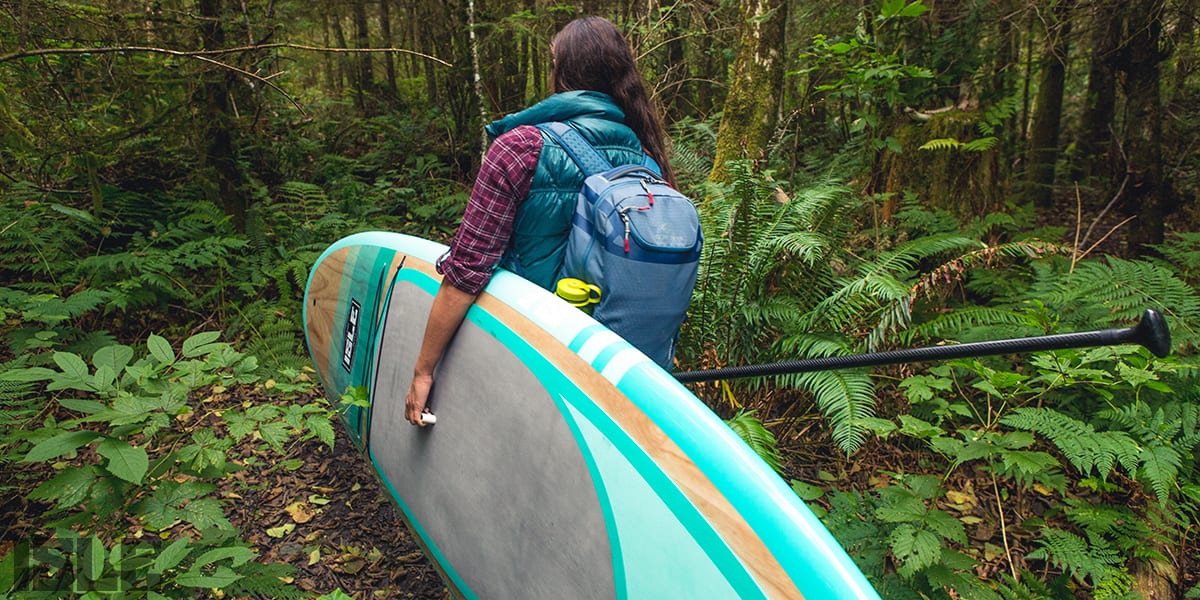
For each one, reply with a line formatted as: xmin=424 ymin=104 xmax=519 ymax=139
xmin=0 ymin=43 xmax=452 ymax=67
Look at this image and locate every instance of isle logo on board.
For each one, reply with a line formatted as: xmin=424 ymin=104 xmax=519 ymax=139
xmin=341 ymin=299 xmax=361 ymax=373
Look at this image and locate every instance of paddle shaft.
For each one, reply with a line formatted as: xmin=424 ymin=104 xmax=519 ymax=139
xmin=673 ymin=308 xmax=1172 ymax=384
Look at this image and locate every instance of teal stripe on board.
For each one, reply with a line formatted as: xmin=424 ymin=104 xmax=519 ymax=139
xmin=552 ymin=398 xmax=628 ymax=599
xmin=568 ymin=323 xmax=608 ymax=354
xmin=442 ymin=283 xmax=767 ymax=598
xmin=388 ymin=267 xmax=766 ymax=597
xmin=367 ymin=448 xmax=479 ymax=600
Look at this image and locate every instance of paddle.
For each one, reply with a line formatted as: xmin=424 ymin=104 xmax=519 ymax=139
xmin=673 ymin=308 xmax=1172 ymax=384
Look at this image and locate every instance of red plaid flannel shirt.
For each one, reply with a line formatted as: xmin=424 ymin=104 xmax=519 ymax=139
xmin=437 ymin=125 xmax=543 ymax=295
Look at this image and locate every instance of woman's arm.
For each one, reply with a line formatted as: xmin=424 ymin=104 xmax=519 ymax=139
xmin=404 ymin=279 xmax=479 ymax=426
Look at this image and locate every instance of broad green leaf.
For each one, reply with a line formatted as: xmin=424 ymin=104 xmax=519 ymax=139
xmin=152 ymin=538 xmax=192 ymax=574
xmin=29 ymin=465 xmax=96 ymax=508
xmin=879 ymin=0 xmax=905 ymax=18
xmin=49 ymin=202 xmax=97 ymax=223
xmin=192 ymin=547 xmax=257 ymax=569
xmin=178 ymin=498 xmax=232 ymax=531
xmin=258 ymin=421 xmax=291 ymax=452
xmin=54 ymin=352 xmax=90 ymax=380
xmin=93 ymin=345 xmax=134 ymax=375
xmin=82 ymin=536 xmax=105 ymax=582
xmin=889 ymin=523 xmax=942 ymax=576
xmin=0 ymin=542 xmax=22 ymax=591
xmin=1000 ymin=450 xmax=1059 ymax=477
xmin=96 ymin=439 xmax=148 ymax=484
xmin=0 ymin=366 xmax=58 ymax=382
xmin=147 ymin=334 xmax=175 ymax=365
xmin=181 ymin=331 xmax=222 ymax=358
xmin=92 ymin=365 xmax=116 ymax=392
xmin=24 ymin=430 xmax=99 ymax=462
xmin=898 ymin=1 xmax=931 ymax=17
xmin=175 ymin=565 xmax=242 ymax=588
xmin=924 ymin=509 xmax=968 ymax=545
xmin=59 ymin=398 xmax=107 ymax=415
xmin=790 ymin=480 xmax=825 ymax=501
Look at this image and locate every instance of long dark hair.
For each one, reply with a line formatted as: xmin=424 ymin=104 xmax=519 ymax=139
xmin=551 ymin=17 xmax=675 ymax=185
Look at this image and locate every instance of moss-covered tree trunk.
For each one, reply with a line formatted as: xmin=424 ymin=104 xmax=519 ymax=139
xmin=879 ymin=111 xmax=1004 ymax=220
xmin=1024 ymin=0 xmax=1073 ymax=211
xmin=197 ymin=0 xmax=246 ymax=231
xmin=709 ymin=0 xmax=785 ymax=182
xmin=1120 ymin=0 xmax=1169 ymax=253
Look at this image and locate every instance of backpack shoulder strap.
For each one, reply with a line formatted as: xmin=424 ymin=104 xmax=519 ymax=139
xmin=535 ymin=122 xmax=613 ymax=177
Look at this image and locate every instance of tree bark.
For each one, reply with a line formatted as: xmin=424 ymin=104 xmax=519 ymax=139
xmin=197 ymin=0 xmax=246 ymax=230
xmin=1024 ymin=0 xmax=1073 ymax=211
xmin=379 ymin=0 xmax=397 ymax=95
xmin=1120 ymin=0 xmax=1169 ymax=252
xmin=1079 ymin=0 xmax=1120 ymax=179
xmin=352 ymin=0 xmax=374 ymax=112
xmin=709 ymin=0 xmax=786 ymax=182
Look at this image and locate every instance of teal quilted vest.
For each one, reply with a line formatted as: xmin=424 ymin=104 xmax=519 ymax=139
xmin=485 ymin=91 xmax=645 ymax=290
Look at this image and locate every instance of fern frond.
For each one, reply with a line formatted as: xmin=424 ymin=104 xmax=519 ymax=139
xmin=725 ymin=410 xmax=782 ymax=473
xmin=1033 ymin=257 xmax=1200 ymax=350
xmin=790 ymin=369 xmax=877 ymax=454
xmin=918 ymin=138 xmax=961 ymax=151
xmin=1001 ymin=407 xmax=1140 ymax=479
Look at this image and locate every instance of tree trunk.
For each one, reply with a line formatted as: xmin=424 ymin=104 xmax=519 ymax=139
xmin=1024 ymin=0 xmax=1073 ymax=211
xmin=197 ymin=0 xmax=246 ymax=230
xmin=379 ymin=0 xmax=397 ymax=96
xmin=352 ymin=0 xmax=374 ymax=112
xmin=331 ymin=12 xmax=350 ymax=93
xmin=709 ymin=0 xmax=786 ymax=182
xmin=1079 ymin=0 xmax=1120 ymax=180
xmin=1120 ymin=0 xmax=1169 ymax=252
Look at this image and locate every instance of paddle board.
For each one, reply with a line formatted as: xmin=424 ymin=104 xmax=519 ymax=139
xmin=303 ymin=231 xmax=880 ymax=599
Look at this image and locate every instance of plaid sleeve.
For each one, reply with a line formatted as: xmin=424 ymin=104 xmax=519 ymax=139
xmin=437 ymin=125 xmax=542 ymax=295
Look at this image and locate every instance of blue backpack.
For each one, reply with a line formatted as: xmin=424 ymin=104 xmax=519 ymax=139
xmin=537 ymin=122 xmax=702 ymax=369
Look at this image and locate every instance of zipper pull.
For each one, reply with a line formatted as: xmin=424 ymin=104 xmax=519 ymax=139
xmin=640 ymin=179 xmax=655 ymax=206
xmin=619 ymin=210 xmax=632 ymax=253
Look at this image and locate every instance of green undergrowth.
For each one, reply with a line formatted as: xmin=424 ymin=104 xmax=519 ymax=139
xmin=676 ymin=158 xmax=1200 ymax=597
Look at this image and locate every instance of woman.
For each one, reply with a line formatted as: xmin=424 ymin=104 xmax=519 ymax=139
xmin=404 ymin=16 xmax=674 ymax=426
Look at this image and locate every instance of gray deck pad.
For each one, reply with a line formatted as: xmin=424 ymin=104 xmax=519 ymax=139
xmin=369 ymin=280 xmax=615 ymax=599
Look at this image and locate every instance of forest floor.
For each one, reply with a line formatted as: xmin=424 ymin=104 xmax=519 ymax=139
xmin=231 ymin=412 xmax=447 ymax=600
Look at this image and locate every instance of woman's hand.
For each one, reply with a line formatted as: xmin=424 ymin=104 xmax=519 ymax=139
xmin=405 ymin=373 xmax=435 ymax=426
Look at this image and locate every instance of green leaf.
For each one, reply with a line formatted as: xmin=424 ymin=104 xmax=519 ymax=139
xmin=175 ymin=565 xmax=242 ymax=588
xmin=59 ymin=398 xmax=107 ymax=415
xmin=23 ymin=430 xmax=100 ymax=462
xmin=96 ymin=439 xmax=148 ymax=484
xmin=306 ymin=414 xmax=336 ymax=448
xmin=0 ymin=366 xmax=58 ymax=382
xmin=924 ymin=509 xmax=968 ymax=544
xmin=152 ymin=538 xmax=192 ymax=574
xmin=192 ymin=547 xmax=257 ymax=569
xmin=29 ymin=465 xmax=96 ymax=508
xmin=178 ymin=498 xmax=233 ymax=531
xmin=181 ymin=331 xmax=222 ymax=358
xmin=54 ymin=351 xmax=90 ymax=380
xmin=897 ymin=1 xmax=930 ymax=17
xmin=258 ymin=421 xmax=291 ymax=452
xmin=889 ymin=523 xmax=942 ymax=576
xmin=82 ymin=536 xmax=105 ymax=582
xmin=147 ymin=334 xmax=175 ymax=365
xmin=93 ymin=345 xmax=134 ymax=375
xmin=791 ymin=480 xmax=825 ymax=501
